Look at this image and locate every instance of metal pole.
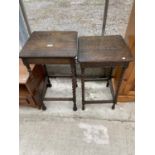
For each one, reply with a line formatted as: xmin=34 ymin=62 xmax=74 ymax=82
xmin=102 ymin=0 xmax=109 ymax=36
xmin=19 ymin=0 xmax=31 ymax=35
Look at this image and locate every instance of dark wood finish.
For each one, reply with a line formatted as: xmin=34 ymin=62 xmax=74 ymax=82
xmin=19 ymin=31 xmax=78 ymax=111
xmin=19 ymin=59 xmax=47 ymax=110
xmin=23 ymin=58 xmax=72 ymax=64
xmin=78 ymin=35 xmax=132 ymax=63
xmin=44 ymin=98 xmax=73 ymax=101
xmin=78 ymin=35 xmax=132 ymax=110
xmin=85 ymin=100 xmax=113 ymax=104
xmin=19 ymin=31 xmax=77 ymax=58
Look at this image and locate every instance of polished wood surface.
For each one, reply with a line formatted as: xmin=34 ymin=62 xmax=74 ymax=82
xmin=19 ymin=31 xmax=77 ymax=58
xmin=78 ymin=35 xmax=132 ymax=63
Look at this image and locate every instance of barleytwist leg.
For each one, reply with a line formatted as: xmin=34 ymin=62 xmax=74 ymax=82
xmin=81 ymin=67 xmax=85 ymax=110
xmin=75 ymin=57 xmax=78 ymax=87
xmin=71 ymin=61 xmax=77 ymax=111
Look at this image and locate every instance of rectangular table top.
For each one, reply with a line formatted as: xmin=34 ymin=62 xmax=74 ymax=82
xmin=78 ymin=35 xmax=132 ymax=63
xmin=19 ymin=31 xmax=78 ymax=58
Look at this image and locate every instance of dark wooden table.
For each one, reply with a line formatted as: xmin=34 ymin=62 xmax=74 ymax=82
xmin=19 ymin=31 xmax=78 ymax=111
xmin=78 ymin=35 xmax=132 ymax=110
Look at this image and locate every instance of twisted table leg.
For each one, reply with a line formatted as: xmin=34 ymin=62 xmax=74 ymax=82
xmin=71 ymin=61 xmax=77 ymax=111
xmin=81 ymin=67 xmax=85 ymax=110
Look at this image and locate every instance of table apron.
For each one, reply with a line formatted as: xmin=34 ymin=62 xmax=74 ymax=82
xmin=80 ymin=62 xmax=129 ymax=68
xmin=23 ymin=58 xmax=74 ymax=65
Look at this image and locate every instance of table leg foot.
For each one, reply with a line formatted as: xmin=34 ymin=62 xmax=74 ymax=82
xmin=41 ymin=104 xmax=47 ymax=111
xmin=47 ymin=83 xmax=52 ymax=87
xmin=73 ymin=104 xmax=77 ymax=111
xmin=112 ymin=104 xmax=115 ymax=110
xmin=82 ymin=104 xmax=85 ymax=110
xmin=106 ymin=81 xmax=109 ymax=87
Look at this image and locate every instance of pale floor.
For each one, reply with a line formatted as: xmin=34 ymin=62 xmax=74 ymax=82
xmin=20 ymin=79 xmax=135 ymax=155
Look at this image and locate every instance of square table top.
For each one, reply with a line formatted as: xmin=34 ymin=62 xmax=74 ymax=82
xmin=19 ymin=31 xmax=78 ymax=58
xmin=78 ymin=35 xmax=132 ymax=63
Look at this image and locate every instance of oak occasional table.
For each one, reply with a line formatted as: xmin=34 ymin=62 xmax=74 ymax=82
xmin=78 ymin=35 xmax=132 ymax=110
xmin=19 ymin=31 xmax=78 ymax=111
